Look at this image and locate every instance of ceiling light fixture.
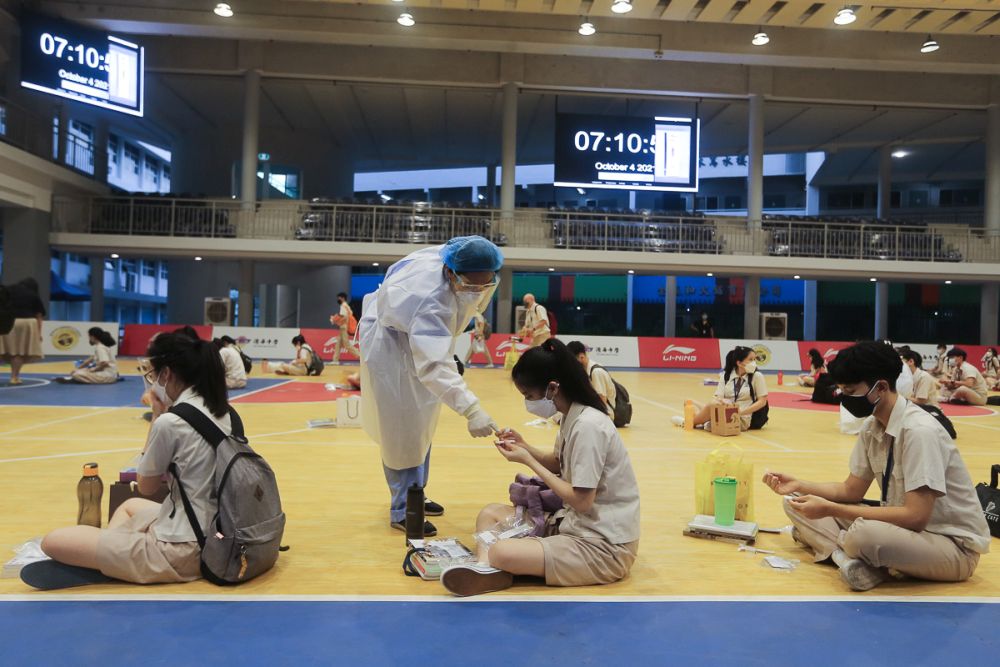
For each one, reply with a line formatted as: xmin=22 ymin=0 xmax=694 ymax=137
xmin=628 ymin=270 xmax=635 ymax=274
xmin=751 ymin=31 xmax=769 ymax=46
xmin=891 ymin=150 xmax=908 ymax=158
xmin=834 ymin=7 xmax=856 ymax=25
xmin=397 ymin=12 xmax=415 ymax=27
xmin=548 ymin=267 xmax=555 ymax=272
xmin=870 ymin=277 xmax=877 ymax=282
xmin=195 ymin=256 xmax=203 ymax=261
xmin=110 ymin=253 xmax=119 ymax=259
xmin=945 ymin=280 xmax=953 ymax=285
xmin=213 ymin=3 xmax=234 ymax=18
xmin=611 ymin=0 xmax=633 ymax=14
xmin=793 ymin=275 xmax=800 ymax=279
xmin=372 ymin=262 xmax=380 ymax=267
xmin=579 ymin=21 xmax=596 ymax=36
xmin=576 ymin=187 xmax=586 ymax=195
xmin=707 ymin=272 xmax=714 ymax=277
xmin=920 ymin=36 xmax=939 ymax=54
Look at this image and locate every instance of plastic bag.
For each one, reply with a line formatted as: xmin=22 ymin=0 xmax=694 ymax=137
xmin=474 ymin=507 xmax=534 ymax=554
xmin=694 ymin=444 xmax=755 ymax=521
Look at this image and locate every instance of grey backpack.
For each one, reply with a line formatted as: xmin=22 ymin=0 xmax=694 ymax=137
xmin=168 ymin=404 xmax=286 ymax=586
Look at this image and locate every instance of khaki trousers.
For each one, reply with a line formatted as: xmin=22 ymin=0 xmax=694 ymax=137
xmin=529 ymin=330 xmax=551 ymax=348
xmin=783 ymin=498 xmax=979 ymax=582
xmin=334 ymin=329 xmax=359 ymax=362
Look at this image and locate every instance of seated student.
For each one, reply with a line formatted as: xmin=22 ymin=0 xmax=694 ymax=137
xmin=762 ymin=341 xmax=989 ymax=591
xmin=798 ymin=348 xmax=827 ymax=387
xmin=901 ymin=350 xmax=938 ymax=407
xmin=672 ymin=346 xmax=768 ymax=432
xmin=440 ymin=339 xmax=640 ymax=597
xmin=266 ymin=335 xmax=313 ymax=376
xmin=566 ymin=340 xmax=614 ymax=418
xmin=57 ymin=328 xmax=118 ymax=384
xmin=982 ymin=347 xmax=1000 ymax=391
xmin=214 ymin=336 xmax=248 ymax=389
xmin=929 ymin=343 xmax=949 ymax=379
xmin=940 ymin=347 xmax=988 ymax=406
xmin=39 ymin=333 xmax=234 ymax=583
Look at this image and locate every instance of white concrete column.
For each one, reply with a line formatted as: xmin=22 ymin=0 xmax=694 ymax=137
xmin=500 ymin=82 xmax=518 ymax=219
xmin=743 ymin=276 xmax=761 ymax=339
xmin=874 ymin=281 xmax=889 ymax=341
xmin=238 ymin=260 xmax=255 ymax=326
xmin=89 ymin=257 xmax=105 ymax=321
xmin=664 ymin=276 xmax=677 ymax=337
xmin=981 ymin=283 xmax=999 ymax=345
xmin=877 ymin=146 xmax=892 ymax=220
xmin=241 ymin=69 xmax=261 ymax=206
xmin=497 ymin=266 xmax=514 ymax=333
xmin=747 ymin=94 xmax=764 ymax=231
xmin=803 ymin=280 xmax=818 ymax=340
xmin=986 ymin=104 xmax=1000 ymax=236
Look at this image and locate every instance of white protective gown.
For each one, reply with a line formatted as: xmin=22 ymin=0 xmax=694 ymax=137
xmin=359 ymin=246 xmax=496 ymax=470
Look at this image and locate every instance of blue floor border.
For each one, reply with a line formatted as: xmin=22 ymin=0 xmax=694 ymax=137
xmin=3 ymin=599 xmax=998 ymax=665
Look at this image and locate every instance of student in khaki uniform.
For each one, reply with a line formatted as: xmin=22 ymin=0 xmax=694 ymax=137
xmin=463 ymin=311 xmax=494 ymax=368
xmin=566 ymin=340 xmax=615 ymax=418
xmin=940 ymin=347 xmax=988 ymax=406
xmin=763 ymin=342 xmax=989 ymax=591
xmin=440 ymin=338 xmax=640 ymax=597
xmin=519 ymin=293 xmax=551 ymax=348
xmin=982 ymin=347 xmax=1000 ymax=391
xmin=901 ymin=350 xmax=938 ymax=407
xmin=673 ymin=346 xmax=768 ymax=432
xmin=929 ymin=343 xmax=949 ymax=379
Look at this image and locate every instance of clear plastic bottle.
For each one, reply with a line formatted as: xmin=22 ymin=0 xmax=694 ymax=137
xmin=77 ymin=462 xmax=103 ymax=528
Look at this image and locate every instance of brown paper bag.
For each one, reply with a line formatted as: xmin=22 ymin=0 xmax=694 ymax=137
xmin=108 ymin=481 xmax=169 ymax=522
xmin=710 ymin=404 xmax=741 ymax=437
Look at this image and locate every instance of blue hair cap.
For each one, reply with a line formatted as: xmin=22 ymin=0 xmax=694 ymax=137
xmin=439 ymin=235 xmax=504 ymax=272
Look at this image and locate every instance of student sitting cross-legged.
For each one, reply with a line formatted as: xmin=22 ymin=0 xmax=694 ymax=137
xmin=440 ymin=338 xmax=640 ymax=597
xmin=762 ymin=341 xmax=989 ymax=592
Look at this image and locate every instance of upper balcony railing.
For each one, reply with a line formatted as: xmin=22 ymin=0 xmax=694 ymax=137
xmin=51 ymin=196 xmax=1000 ymax=264
xmin=0 ymin=96 xmax=95 ymax=177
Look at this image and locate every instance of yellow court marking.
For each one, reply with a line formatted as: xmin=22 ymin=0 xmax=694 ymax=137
xmin=1 ymin=360 xmax=998 ymax=599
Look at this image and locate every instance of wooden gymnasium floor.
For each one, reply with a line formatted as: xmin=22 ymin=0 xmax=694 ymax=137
xmin=1 ymin=358 xmax=998 ymax=600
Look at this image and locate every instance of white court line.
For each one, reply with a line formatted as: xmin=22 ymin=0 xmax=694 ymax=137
xmin=0 ymin=378 xmax=51 ymax=391
xmin=230 ymin=380 xmax=295 ymax=401
xmin=0 ymin=406 xmax=122 ymax=437
xmin=957 ymin=421 xmax=1000 ymax=433
xmin=632 ymin=395 xmax=791 ymax=451
xmin=0 ymin=447 xmax=137 ymax=464
xmin=1 ymin=593 xmax=998 ymax=604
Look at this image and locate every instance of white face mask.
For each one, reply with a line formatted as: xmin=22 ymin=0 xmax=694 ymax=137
xmin=152 ymin=370 xmax=174 ymax=408
xmin=524 ymin=384 xmax=559 ymax=419
xmin=744 ymin=361 xmax=757 ymax=374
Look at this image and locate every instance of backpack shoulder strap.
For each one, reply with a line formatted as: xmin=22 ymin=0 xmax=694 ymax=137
xmin=747 ymin=372 xmax=757 ymax=402
xmin=168 ymin=403 xmax=230 ymax=447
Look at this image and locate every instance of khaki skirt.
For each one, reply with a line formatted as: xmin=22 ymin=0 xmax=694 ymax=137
xmin=0 ymin=318 xmax=43 ymax=362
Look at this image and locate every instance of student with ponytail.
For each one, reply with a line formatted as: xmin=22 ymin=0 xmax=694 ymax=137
xmin=673 ymin=345 xmax=769 ymax=432
xmin=40 ymin=332 xmax=235 ymax=583
xmin=58 ymin=327 xmax=119 ymax=384
xmin=440 ymin=338 xmax=640 ymax=597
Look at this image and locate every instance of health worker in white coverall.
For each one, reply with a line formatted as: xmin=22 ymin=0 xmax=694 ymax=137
xmin=359 ymin=236 xmax=503 ymax=535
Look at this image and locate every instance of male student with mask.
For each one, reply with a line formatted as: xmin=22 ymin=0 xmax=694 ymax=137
xmin=901 ymin=350 xmax=938 ymax=407
xmin=762 ymin=341 xmax=989 ymax=591
xmin=940 ymin=347 xmax=988 ymax=406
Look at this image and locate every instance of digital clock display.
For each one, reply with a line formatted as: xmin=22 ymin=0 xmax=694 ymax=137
xmin=20 ymin=12 xmax=144 ymax=117
xmin=554 ymin=113 xmax=699 ymax=192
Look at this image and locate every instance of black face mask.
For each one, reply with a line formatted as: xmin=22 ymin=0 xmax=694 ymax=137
xmin=840 ymin=383 xmax=882 ymax=418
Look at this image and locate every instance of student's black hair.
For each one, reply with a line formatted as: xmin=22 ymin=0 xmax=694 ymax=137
xmin=291 ymin=334 xmax=306 ymax=347
xmin=807 ymin=348 xmax=825 ymax=370
xmin=87 ymin=327 xmax=116 ymax=348
xmin=511 ymin=338 xmax=608 ymax=416
xmin=17 ymin=277 xmax=39 ymax=293
xmin=147 ymin=332 xmax=229 ymax=418
xmin=565 ymin=340 xmax=587 ymax=357
xmin=946 ymin=347 xmax=967 ymax=361
xmin=901 ymin=350 xmax=923 ymax=368
xmin=337 ymin=292 xmax=348 ymax=300
xmin=723 ymin=346 xmax=754 ymax=384
xmin=827 ymin=341 xmax=902 ymax=391
xmin=936 ymin=342 xmax=947 ymax=350
xmin=220 ymin=335 xmax=237 ymax=346
xmin=173 ymin=325 xmax=201 ymax=341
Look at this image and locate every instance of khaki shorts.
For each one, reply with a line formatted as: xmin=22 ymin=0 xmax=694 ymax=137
xmin=96 ymin=505 xmax=201 ymax=584
xmin=531 ymin=514 xmax=639 ymax=587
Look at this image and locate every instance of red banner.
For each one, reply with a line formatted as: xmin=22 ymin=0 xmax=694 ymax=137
xmin=299 ymin=328 xmax=359 ymax=362
xmin=120 ymin=324 xmax=213 ymax=356
xmin=796 ymin=341 xmax=855 ymax=371
xmin=480 ymin=334 xmax=533 ymax=364
xmin=637 ymin=337 xmax=721 ymax=369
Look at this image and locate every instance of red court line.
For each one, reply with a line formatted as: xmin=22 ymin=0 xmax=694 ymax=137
xmin=232 ymin=382 xmax=358 ymax=404
xmin=767 ymin=391 xmax=994 ymax=417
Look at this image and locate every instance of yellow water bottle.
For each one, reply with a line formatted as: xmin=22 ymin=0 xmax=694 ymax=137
xmin=684 ymin=400 xmax=696 ymax=431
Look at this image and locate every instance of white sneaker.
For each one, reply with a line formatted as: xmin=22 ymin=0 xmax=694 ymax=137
xmin=839 ymin=557 xmax=888 ymax=591
xmin=440 ymin=563 xmax=513 ymax=597
xmin=671 ymin=416 xmax=685 ymax=427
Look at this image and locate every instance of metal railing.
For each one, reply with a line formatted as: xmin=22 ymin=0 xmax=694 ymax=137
xmin=0 ymin=95 xmax=96 ymax=177
xmin=51 ymin=196 xmax=1000 ymax=263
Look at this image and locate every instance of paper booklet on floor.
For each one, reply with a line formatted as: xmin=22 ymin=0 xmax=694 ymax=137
xmin=686 ymin=514 xmax=759 ymax=541
xmin=407 ymin=539 xmax=474 ymax=581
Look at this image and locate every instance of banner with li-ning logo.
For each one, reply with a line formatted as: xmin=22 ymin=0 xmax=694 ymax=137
xmin=637 ymin=337 xmax=721 ymax=369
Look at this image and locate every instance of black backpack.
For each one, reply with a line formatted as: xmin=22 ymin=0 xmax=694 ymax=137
xmin=237 ymin=347 xmax=252 ymax=373
xmin=0 ymin=285 xmax=14 ymax=336
xmin=747 ymin=372 xmax=769 ymax=430
xmin=168 ymin=403 xmax=286 ymax=585
xmin=303 ymin=344 xmax=324 ymax=376
xmin=914 ymin=402 xmax=957 ymax=440
xmin=811 ymin=373 xmax=841 ymax=405
xmin=589 ymin=364 xmax=632 ymax=428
